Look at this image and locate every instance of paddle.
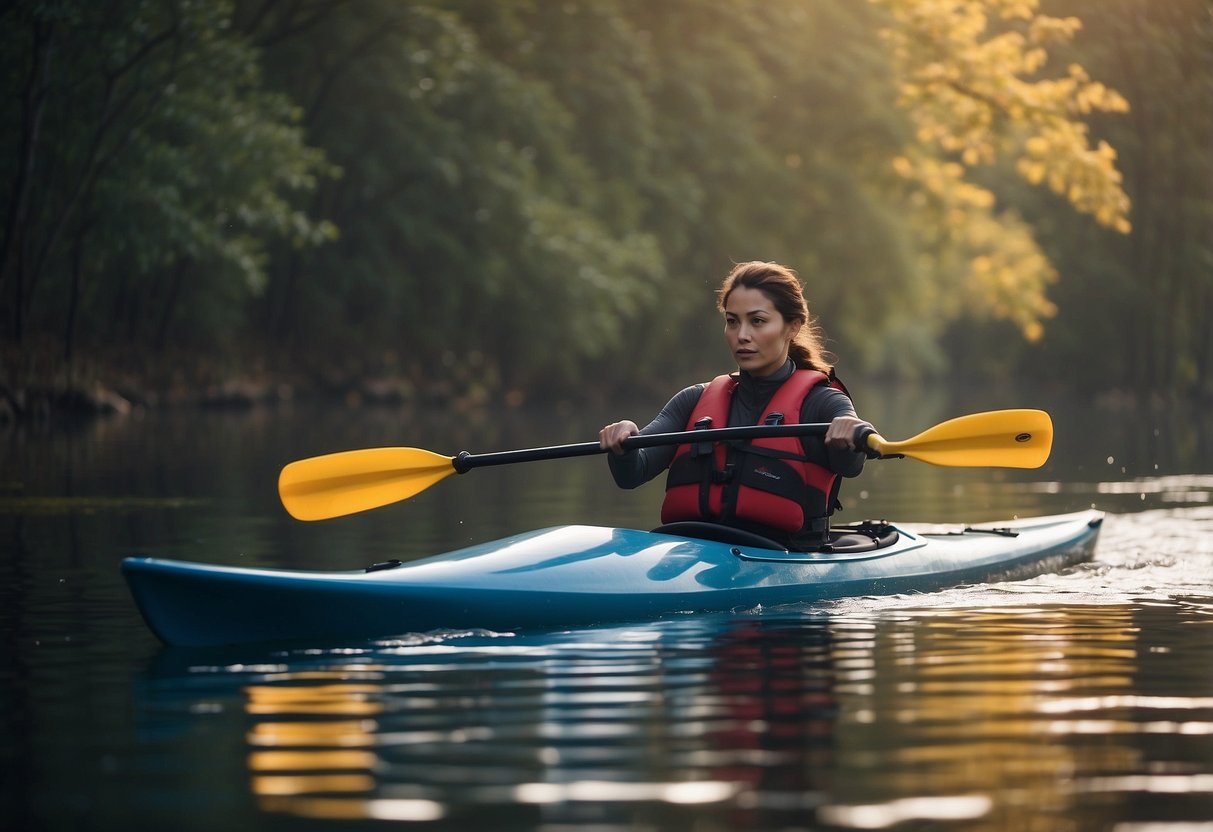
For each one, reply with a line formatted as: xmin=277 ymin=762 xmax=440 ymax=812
xmin=278 ymin=409 xmax=1052 ymax=521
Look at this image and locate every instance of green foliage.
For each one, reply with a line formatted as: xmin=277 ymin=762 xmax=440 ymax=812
xmin=1 ymin=0 xmax=1207 ymax=400
xmin=248 ymin=1 xmax=661 ymax=393
xmin=0 ymin=0 xmax=333 ymax=354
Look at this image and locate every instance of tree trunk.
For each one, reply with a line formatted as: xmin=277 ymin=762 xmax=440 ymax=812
xmin=155 ymin=262 xmax=187 ymax=351
xmin=0 ymin=17 xmax=53 ymax=342
xmin=63 ymin=221 xmax=89 ymax=367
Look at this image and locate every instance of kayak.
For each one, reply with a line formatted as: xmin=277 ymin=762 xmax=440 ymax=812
xmin=123 ymin=510 xmax=1102 ymax=647
xmin=122 ymin=509 xmax=1103 ymax=647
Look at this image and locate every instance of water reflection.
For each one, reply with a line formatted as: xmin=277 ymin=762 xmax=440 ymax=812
xmin=134 ymin=601 xmax=1213 ymax=830
xmin=823 ymin=607 xmax=1143 ymax=829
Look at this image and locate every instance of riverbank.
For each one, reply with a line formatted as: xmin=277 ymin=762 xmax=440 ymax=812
xmin=0 ymin=341 xmax=496 ymax=429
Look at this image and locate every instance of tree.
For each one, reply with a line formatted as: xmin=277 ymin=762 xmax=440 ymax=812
xmin=246 ymin=1 xmax=662 ymax=395
xmin=0 ymin=0 xmax=332 ymax=363
xmin=1029 ymin=0 xmax=1213 ymax=396
xmin=870 ymin=0 xmax=1131 ymax=373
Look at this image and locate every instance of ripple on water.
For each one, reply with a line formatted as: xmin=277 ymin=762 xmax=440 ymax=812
xmin=128 ymin=595 xmax=1213 ymax=831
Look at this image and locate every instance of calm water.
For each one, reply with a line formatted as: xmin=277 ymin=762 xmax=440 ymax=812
xmin=2 ymin=387 xmax=1212 ymax=831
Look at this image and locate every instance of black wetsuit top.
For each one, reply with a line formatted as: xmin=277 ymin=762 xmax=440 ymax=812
xmin=608 ymin=359 xmax=867 ymax=547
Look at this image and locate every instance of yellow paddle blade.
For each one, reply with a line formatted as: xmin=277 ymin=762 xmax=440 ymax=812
xmin=278 ymin=447 xmax=457 ymax=521
xmin=869 ymin=409 xmax=1053 ymax=468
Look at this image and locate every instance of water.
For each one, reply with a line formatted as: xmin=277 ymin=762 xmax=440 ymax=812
xmin=2 ymin=389 xmax=1212 ymax=831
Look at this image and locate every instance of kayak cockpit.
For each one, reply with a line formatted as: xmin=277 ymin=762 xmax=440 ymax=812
xmin=650 ymin=520 xmax=904 ymax=562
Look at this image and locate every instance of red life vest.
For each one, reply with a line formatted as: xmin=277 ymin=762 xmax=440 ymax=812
xmin=660 ymin=370 xmax=841 ymax=535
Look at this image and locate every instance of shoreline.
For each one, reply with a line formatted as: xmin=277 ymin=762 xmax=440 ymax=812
xmin=0 ymin=340 xmax=521 ymax=428
xmin=0 ymin=372 xmax=501 ymax=428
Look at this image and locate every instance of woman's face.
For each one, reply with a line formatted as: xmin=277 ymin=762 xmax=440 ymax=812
xmin=722 ymin=286 xmax=802 ymax=378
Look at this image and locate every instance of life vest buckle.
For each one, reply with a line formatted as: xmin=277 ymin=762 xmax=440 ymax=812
xmin=764 ymin=412 xmax=785 ymax=426
xmin=692 ymin=416 xmax=714 ymax=457
xmin=711 ymin=464 xmax=735 ymax=484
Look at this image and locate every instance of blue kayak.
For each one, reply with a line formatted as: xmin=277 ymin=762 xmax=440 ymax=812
xmin=122 ymin=510 xmax=1103 ymax=647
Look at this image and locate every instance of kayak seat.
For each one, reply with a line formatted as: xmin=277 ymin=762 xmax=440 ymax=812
xmin=651 ymin=521 xmax=789 ymax=552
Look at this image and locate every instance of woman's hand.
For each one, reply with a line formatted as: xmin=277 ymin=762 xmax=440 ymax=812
xmin=599 ymin=420 xmax=640 ymax=454
xmin=825 ymin=415 xmax=877 ymax=453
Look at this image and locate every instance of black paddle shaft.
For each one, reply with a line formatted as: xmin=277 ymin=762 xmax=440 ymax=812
xmin=452 ymin=422 xmax=832 ymax=473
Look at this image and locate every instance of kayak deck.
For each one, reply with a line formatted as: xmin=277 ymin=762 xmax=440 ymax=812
xmin=123 ymin=510 xmax=1103 ymax=647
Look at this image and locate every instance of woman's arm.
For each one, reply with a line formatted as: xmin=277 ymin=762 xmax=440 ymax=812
xmin=804 ymin=386 xmax=871 ymax=478
xmin=602 ymin=385 xmax=703 ymax=489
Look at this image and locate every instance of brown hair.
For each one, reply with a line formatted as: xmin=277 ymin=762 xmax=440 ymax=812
xmin=716 ymin=261 xmax=833 ymax=373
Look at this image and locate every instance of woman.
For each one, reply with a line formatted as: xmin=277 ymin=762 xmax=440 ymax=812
xmin=599 ymin=261 xmax=875 ymax=551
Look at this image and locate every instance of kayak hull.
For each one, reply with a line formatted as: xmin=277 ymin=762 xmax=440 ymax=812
xmin=122 ymin=510 xmax=1103 ymax=647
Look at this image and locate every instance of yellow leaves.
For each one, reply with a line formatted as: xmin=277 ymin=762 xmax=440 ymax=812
xmin=1028 ymin=15 xmax=1082 ymax=46
xmin=1017 ymin=159 xmax=1046 ymax=185
xmin=984 ymin=0 xmax=1040 ymax=21
xmin=1020 ymin=45 xmax=1048 ymax=76
xmin=895 ymin=152 xmax=995 ymax=210
xmin=890 ymin=150 xmax=1054 ymax=340
xmin=1023 ymin=135 xmax=1049 ymax=156
xmin=869 ymin=0 xmax=1132 ymax=343
xmin=1077 ymin=81 xmax=1129 ymax=114
xmin=962 ymin=210 xmax=1059 ymax=341
xmin=1014 ymin=122 xmax=1131 ymax=229
xmin=873 ymin=0 xmax=1131 ymax=231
